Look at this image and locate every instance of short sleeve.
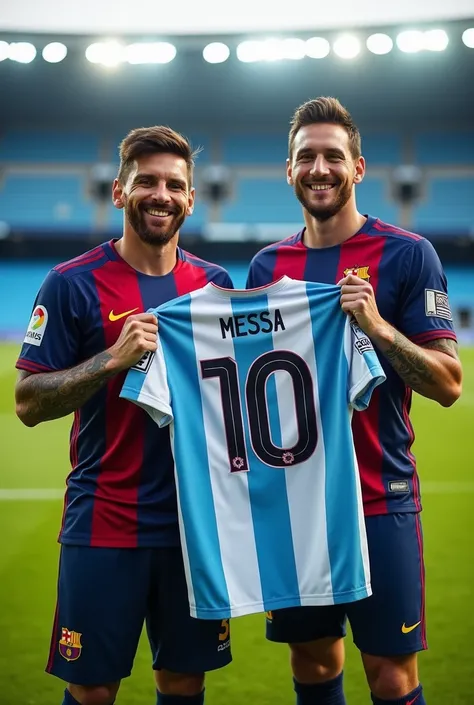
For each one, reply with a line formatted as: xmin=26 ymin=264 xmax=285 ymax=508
xmin=397 ymin=238 xmax=457 ymax=345
xmin=120 ymin=329 xmax=173 ymax=428
xmin=212 ymin=269 xmax=234 ymax=289
xmin=346 ymin=322 xmax=386 ymax=411
xmin=16 ymin=269 xmax=81 ymax=373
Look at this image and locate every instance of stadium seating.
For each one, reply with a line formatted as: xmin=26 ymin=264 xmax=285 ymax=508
xmin=0 ymin=130 xmax=100 ymax=164
xmin=0 ymin=174 xmax=95 ymax=230
xmin=413 ymin=177 xmax=474 ymax=231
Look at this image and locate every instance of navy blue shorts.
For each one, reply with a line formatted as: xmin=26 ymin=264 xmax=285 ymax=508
xmin=266 ymin=513 xmax=427 ymax=656
xmin=46 ymin=546 xmax=232 ymax=685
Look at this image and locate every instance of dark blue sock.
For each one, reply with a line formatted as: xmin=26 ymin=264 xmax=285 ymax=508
xmin=371 ymin=683 xmax=425 ymax=705
xmin=293 ymin=672 xmax=346 ymax=704
xmin=62 ymin=691 xmax=81 ymax=705
xmin=62 ymin=689 xmax=115 ymax=705
xmin=156 ymin=690 xmax=205 ymax=705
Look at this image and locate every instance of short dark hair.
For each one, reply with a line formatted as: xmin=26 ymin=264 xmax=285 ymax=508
xmin=117 ymin=126 xmax=201 ymax=185
xmin=288 ymin=97 xmax=361 ymax=160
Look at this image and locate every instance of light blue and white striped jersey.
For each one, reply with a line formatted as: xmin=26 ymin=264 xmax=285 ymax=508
xmin=120 ymin=276 xmax=386 ymax=619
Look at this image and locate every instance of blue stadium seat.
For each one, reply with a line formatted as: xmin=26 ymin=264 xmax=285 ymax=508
xmin=413 ymin=177 xmax=474 ymax=231
xmin=221 ymin=178 xmax=301 ymax=223
xmin=361 ymin=134 xmax=402 ymax=165
xmin=0 ymin=130 xmax=101 ymax=163
xmin=356 ymin=176 xmax=400 ymax=224
xmin=0 ymin=174 xmax=96 ymax=230
xmin=414 ymin=132 xmax=474 ymax=165
xmin=222 ymin=134 xmax=287 ymax=165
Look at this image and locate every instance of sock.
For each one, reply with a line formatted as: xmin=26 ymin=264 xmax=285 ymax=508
xmin=371 ymin=683 xmax=426 ymax=705
xmin=62 ymin=691 xmax=81 ymax=705
xmin=156 ymin=690 xmax=205 ymax=705
xmin=62 ymin=689 xmax=115 ymax=705
xmin=294 ymin=672 xmax=346 ymax=704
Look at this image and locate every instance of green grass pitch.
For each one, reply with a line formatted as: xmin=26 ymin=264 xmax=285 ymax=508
xmin=0 ymin=342 xmax=473 ymax=705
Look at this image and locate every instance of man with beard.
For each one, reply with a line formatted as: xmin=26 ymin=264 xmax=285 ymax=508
xmin=15 ymin=126 xmax=233 ymax=705
xmin=246 ymin=97 xmax=462 ymax=705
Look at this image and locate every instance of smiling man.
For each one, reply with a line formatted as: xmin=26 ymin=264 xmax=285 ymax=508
xmin=247 ymin=97 xmax=462 ymax=705
xmin=15 ymin=126 xmax=234 ymax=705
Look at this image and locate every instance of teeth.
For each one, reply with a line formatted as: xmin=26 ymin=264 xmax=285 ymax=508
xmin=310 ymin=184 xmax=334 ymax=191
xmin=146 ymin=208 xmax=170 ymax=216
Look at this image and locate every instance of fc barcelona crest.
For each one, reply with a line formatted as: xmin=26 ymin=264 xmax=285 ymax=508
xmin=344 ymin=266 xmax=370 ymax=282
xmin=59 ymin=627 xmax=82 ymax=661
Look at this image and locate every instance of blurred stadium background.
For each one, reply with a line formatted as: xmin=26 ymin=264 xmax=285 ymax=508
xmin=0 ymin=2 xmax=473 ymax=703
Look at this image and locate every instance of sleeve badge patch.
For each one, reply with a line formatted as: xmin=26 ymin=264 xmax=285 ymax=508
xmin=425 ymin=289 xmax=452 ymax=320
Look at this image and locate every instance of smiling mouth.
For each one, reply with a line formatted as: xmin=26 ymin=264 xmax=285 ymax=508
xmin=307 ymin=184 xmax=336 ymax=191
xmin=144 ymin=207 xmax=173 ymax=217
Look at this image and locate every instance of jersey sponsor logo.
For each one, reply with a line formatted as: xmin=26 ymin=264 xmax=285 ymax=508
xmin=350 ymin=321 xmax=374 ymax=355
xmin=132 ymin=350 xmax=155 ymax=373
xmin=401 ymin=620 xmax=421 ymax=634
xmin=344 ymin=266 xmax=370 ymax=282
xmin=219 ymin=309 xmax=286 ymax=340
xmin=24 ymin=305 xmax=48 ymax=346
xmin=389 ymin=480 xmax=409 ymax=493
xmin=59 ymin=627 xmax=82 ymax=661
xmin=108 ymin=307 xmax=139 ymax=322
xmin=424 ymin=289 xmax=452 ymax=320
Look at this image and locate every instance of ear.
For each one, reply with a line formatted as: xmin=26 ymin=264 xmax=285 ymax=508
xmin=353 ymin=156 xmax=365 ymax=184
xmin=286 ymin=158 xmax=294 ymax=186
xmin=112 ymin=178 xmax=124 ymax=209
xmin=186 ymin=187 xmax=195 ymax=216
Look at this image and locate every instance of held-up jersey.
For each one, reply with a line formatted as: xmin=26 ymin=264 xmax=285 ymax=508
xmin=16 ymin=240 xmax=233 ymax=548
xmin=246 ymin=215 xmax=458 ymax=515
xmin=120 ymin=277 xmax=386 ymax=619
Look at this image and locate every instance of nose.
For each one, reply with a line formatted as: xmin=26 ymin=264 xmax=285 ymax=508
xmin=151 ymin=180 xmax=172 ymax=203
xmin=309 ymin=155 xmax=330 ymax=177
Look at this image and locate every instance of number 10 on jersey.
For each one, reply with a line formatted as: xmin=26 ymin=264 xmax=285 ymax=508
xmin=200 ymin=350 xmax=318 ymax=473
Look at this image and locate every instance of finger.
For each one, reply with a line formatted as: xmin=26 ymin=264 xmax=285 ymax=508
xmin=340 ymin=294 xmax=362 ymax=304
xmin=128 ymin=313 xmax=158 ymax=324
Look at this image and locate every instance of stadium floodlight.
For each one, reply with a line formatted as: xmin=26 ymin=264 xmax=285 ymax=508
xmin=236 ymin=40 xmax=264 ymax=63
xmin=423 ymin=29 xmax=449 ymax=51
xmin=396 ymin=30 xmax=424 ymax=53
xmin=85 ymin=41 xmax=124 ymax=66
xmin=280 ymin=38 xmax=306 ymax=60
xmin=333 ymin=34 xmax=361 ymax=59
xmin=126 ymin=42 xmax=176 ymax=64
xmin=305 ymin=37 xmax=330 ymax=59
xmin=202 ymin=42 xmax=230 ymax=64
xmin=462 ymin=28 xmax=474 ymax=48
xmin=366 ymin=33 xmax=393 ymax=55
xmin=42 ymin=42 xmax=68 ymax=63
xmin=8 ymin=42 xmax=37 ymax=63
xmin=0 ymin=41 xmax=9 ymax=61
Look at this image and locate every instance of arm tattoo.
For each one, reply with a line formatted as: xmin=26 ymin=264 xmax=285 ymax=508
xmin=382 ymin=329 xmax=436 ymax=391
xmin=16 ymin=351 xmax=116 ymax=424
xmin=421 ymin=337 xmax=459 ymax=359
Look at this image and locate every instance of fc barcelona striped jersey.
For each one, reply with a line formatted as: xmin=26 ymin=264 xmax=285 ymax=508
xmin=247 ymin=216 xmax=458 ymax=515
xmin=16 ymin=240 xmax=233 ymax=548
xmin=120 ymin=277 xmax=386 ymax=619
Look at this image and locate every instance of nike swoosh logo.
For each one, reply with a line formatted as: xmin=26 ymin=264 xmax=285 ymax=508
xmin=109 ymin=307 xmax=139 ymax=322
xmin=406 ymin=695 xmax=421 ymax=705
xmin=401 ymin=621 xmax=421 ymax=634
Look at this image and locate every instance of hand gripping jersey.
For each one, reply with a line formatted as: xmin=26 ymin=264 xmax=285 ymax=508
xmin=120 ymin=277 xmax=386 ymax=619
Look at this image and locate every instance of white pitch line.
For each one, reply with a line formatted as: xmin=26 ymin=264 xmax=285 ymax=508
xmin=0 ymin=488 xmax=64 ymax=500
xmin=0 ymin=483 xmax=474 ymax=501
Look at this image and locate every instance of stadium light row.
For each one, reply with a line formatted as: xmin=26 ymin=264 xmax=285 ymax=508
xmin=1 ymin=28 xmax=474 ymax=66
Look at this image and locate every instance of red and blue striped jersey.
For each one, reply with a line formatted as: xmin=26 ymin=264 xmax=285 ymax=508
xmin=246 ymin=215 xmax=457 ymax=515
xmin=16 ymin=239 xmax=233 ymax=547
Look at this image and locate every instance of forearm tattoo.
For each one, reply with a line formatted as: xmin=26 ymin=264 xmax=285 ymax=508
xmin=17 ymin=351 xmax=116 ymax=423
xmin=382 ymin=330 xmax=436 ymax=391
